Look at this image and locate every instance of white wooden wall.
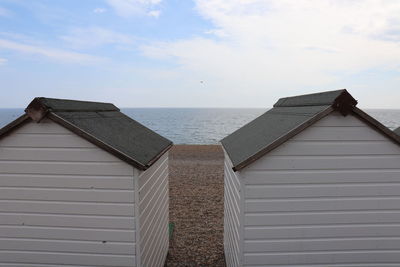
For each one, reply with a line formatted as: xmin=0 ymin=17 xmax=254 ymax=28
xmin=0 ymin=119 xmax=136 ymax=267
xmin=138 ymin=152 xmax=169 ymax=267
xmin=224 ymin=150 xmax=243 ymax=267
xmin=240 ymin=111 xmax=400 ymax=266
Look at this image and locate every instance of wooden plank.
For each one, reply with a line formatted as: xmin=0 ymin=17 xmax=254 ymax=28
xmin=139 ymin=174 xmax=168 ymax=227
xmin=293 ymin=126 xmax=387 ymax=141
xmin=0 ymin=147 xmax=120 ymax=162
xmin=312 ymin=113 xmax=366 ymax=127
xmin=139 ymin=187 xmax=168 ymax=245
xmin=0 ymin=133 xmax=95 ymax=148
xmin=248 ymin=155 xmax=400 ymax=170
xmin=1 ymin=213 xmax=134 ymax=229
xmin=0 ymin=238 xmax=135 ymax=254
xmin=243 ymin=170 xmax=400 ymax=185
xmin=244 ymin=237 xmax=400 ymax=252
xmin=0 ymin=251 xmax=135 ymax=266
xmin=245 ymin=184 xmax=400 ymax=199
xmin=140 ymin=204 xmax=169 ymax=266
xmin=0 ymin=188 xmax=134 ymax=203
xmin=245 ymin=211 xmax=400 ymax=226
xmin=0 ymin=161 xmax=133 ymax=176
xmin=224 ymin=156 xmax=242 ymax=267
xmin=244 ymin=225 xmax=400 ymax=240
xmin=138 ymin=153 xmax=167 ymax=184
xmin=0 ymin=201 xmax=134 ymax=216
xmin=245 ymin=197 xmax=400 ymax=213
xmin=13 ymin=119 xmax=71 ymax=134
xmin=268 ymin=140 xmax=400 ymax=156
xmin=244 ymin=251 xmax=400 ymax=265
xmin=0 ymin=225 xmax=135 ymax=242
xmin=138 ymin=162 xmax=168 ymax=204
xmin=0 ymin=174 xmax=133 ymax=189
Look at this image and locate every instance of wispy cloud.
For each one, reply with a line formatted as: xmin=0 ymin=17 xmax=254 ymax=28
xmin=0 ymin=39 xmax=105 ymax=64
xmin=0 ymin=58 xmax=7 ymax=65
xmin=147 ymin=10 xmax=160 ymax=18
xmin=93 ymin=7 xmax=107 ymax=14
xmin=0 ymin=6 xmax=11 ymax=17
xmin=106 ymin=0 xmax=162 ymax=17
xmin=60 ymin=27 xmax=135 ymax=49
xmin=140 ymin=0 xmax=400 ymax=106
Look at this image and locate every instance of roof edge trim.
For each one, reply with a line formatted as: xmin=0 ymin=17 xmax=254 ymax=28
xmin=145 ymin=142 xmax=173 ymax=168
xmin=352 ymin=107 xmax=400 ymax=146
xmin=232 ymin=106 xmax=335 ymax=172
xmin=47 ymin=112 xmax=148 ymax=170
xmin=0 ymin=114 xmax=30 ymax=139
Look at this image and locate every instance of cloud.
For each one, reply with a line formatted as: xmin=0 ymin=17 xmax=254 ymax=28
xmin=106 ymin=0 xmax=162 ymax=17
xmin=93 ymin=7 xmax=107 ymax=13
xmin=60 ymin=27 xmax=135 ymax=49
xmin=147 ymin=10 xmax=161 ymax=18
xmin=140 ymin=0 xmax=400 ymax=106
xmin=0 ymin=39 xmax=105 ymax=64
xmin=0 ymin=58 xmax=7 ymax=65
xmin=0 ymin=6 xmax=11 ymax=17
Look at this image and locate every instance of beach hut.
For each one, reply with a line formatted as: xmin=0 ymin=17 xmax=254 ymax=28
xmin=221 ymin=89 xmax=400 ymax=267
xmin=0 ymin=97 xmax=172 ymax=267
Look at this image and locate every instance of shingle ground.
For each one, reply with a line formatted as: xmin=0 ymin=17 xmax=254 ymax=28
xmin=166 ymin=145 xmax=226 ymax=266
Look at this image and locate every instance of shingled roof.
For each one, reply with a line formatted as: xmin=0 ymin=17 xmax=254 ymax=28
xmin=0 ymin=97 xmax=172 ymax=170
xmin=221 ymin=89 xmax=400 ymax=171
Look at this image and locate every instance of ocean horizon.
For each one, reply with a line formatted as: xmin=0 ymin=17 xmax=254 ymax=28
xmin=1 ymin=108 xmax=399 ymax=144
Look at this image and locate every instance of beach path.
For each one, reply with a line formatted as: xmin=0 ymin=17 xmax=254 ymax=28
xmin=166 ymin=145 xmax=226 ymax=266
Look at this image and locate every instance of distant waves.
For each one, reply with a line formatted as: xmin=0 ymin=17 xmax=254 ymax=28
xmin=1 ymin=108 xmax=399 ymax=144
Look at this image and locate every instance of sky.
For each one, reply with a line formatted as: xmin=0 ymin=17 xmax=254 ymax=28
xmin=0 ymin=0 xmax=399 ymax=108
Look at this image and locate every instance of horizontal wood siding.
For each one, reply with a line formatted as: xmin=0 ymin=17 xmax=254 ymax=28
xmin=224 ymin=151 xmax=242 ymax=267
xmin=138 ymin=152 xmax=169 ymax=267
xmin=242 ymin=112 xmax=400 ymax=266
xmin=0 ymin=119 xmax=136 ymax=267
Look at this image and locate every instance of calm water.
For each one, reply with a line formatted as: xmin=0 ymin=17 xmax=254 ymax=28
xmin=1 ymin=108 xmax=399 ymax=144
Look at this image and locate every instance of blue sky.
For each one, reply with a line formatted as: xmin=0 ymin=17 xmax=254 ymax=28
xmin=0 ymin=0 xmax=399 ymax=108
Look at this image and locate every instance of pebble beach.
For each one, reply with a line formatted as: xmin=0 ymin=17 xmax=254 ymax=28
xmin=166 ymin=145 xmax=226 ymax=266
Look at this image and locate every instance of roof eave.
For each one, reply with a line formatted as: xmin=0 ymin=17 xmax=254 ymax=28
xmin=0 ymin=114 xmax=30 ymax=139
xmin=352 ymin=107 xmax=400 ymax=146
xmin=145 ymin=142 xmax=173 ymax=169
xmin=231 ymin=106 xmax=335 ymax=172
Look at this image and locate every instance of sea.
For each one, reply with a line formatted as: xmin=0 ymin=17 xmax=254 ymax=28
xmin=1 ymin=108 xmax=399 ymax=144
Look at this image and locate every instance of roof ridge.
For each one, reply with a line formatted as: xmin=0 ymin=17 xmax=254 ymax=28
xmin=25 ymin=97 xmax=119 ymax=122
xmin=273 ymin=89 xmax=357 ymax=116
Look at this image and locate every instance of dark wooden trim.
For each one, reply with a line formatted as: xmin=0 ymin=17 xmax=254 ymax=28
xmin=48 ymin=112 xmax=148 ymax=170
xmin=0 ymin=114 xmax=30 ymax=139
xmin=145 ymin=142 xmax=173 ymax=168
xmin=25 ymin=97 xmax=48 ymax=122
xmin=352 ymin=107 xmax=400 ymax=146
xmin=332 ymin=89 xmax=358 ymax=116
xmin=232 ymin=106 xmax=334 ymax=172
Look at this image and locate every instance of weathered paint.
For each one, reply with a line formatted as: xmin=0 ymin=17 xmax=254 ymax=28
xmin=225 ymin=111 xmax=400 ymax=266
xmin=0 ymin=119 xmax=137 ymax=266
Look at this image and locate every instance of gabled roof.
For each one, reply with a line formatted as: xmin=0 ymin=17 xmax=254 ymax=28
xmin=221 ymin=89 xmax=400 ymax=171
xmin=395 ymin=127 xmax=400 ymax=136
xmin=0 ymin=97 xmax=172 ymax=170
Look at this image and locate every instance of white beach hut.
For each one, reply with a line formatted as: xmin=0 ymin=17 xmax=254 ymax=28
xmin=0 ymin=97 xmax=172 ymax=267
xmin=221 ymin=89 xmax=400 ymax=267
